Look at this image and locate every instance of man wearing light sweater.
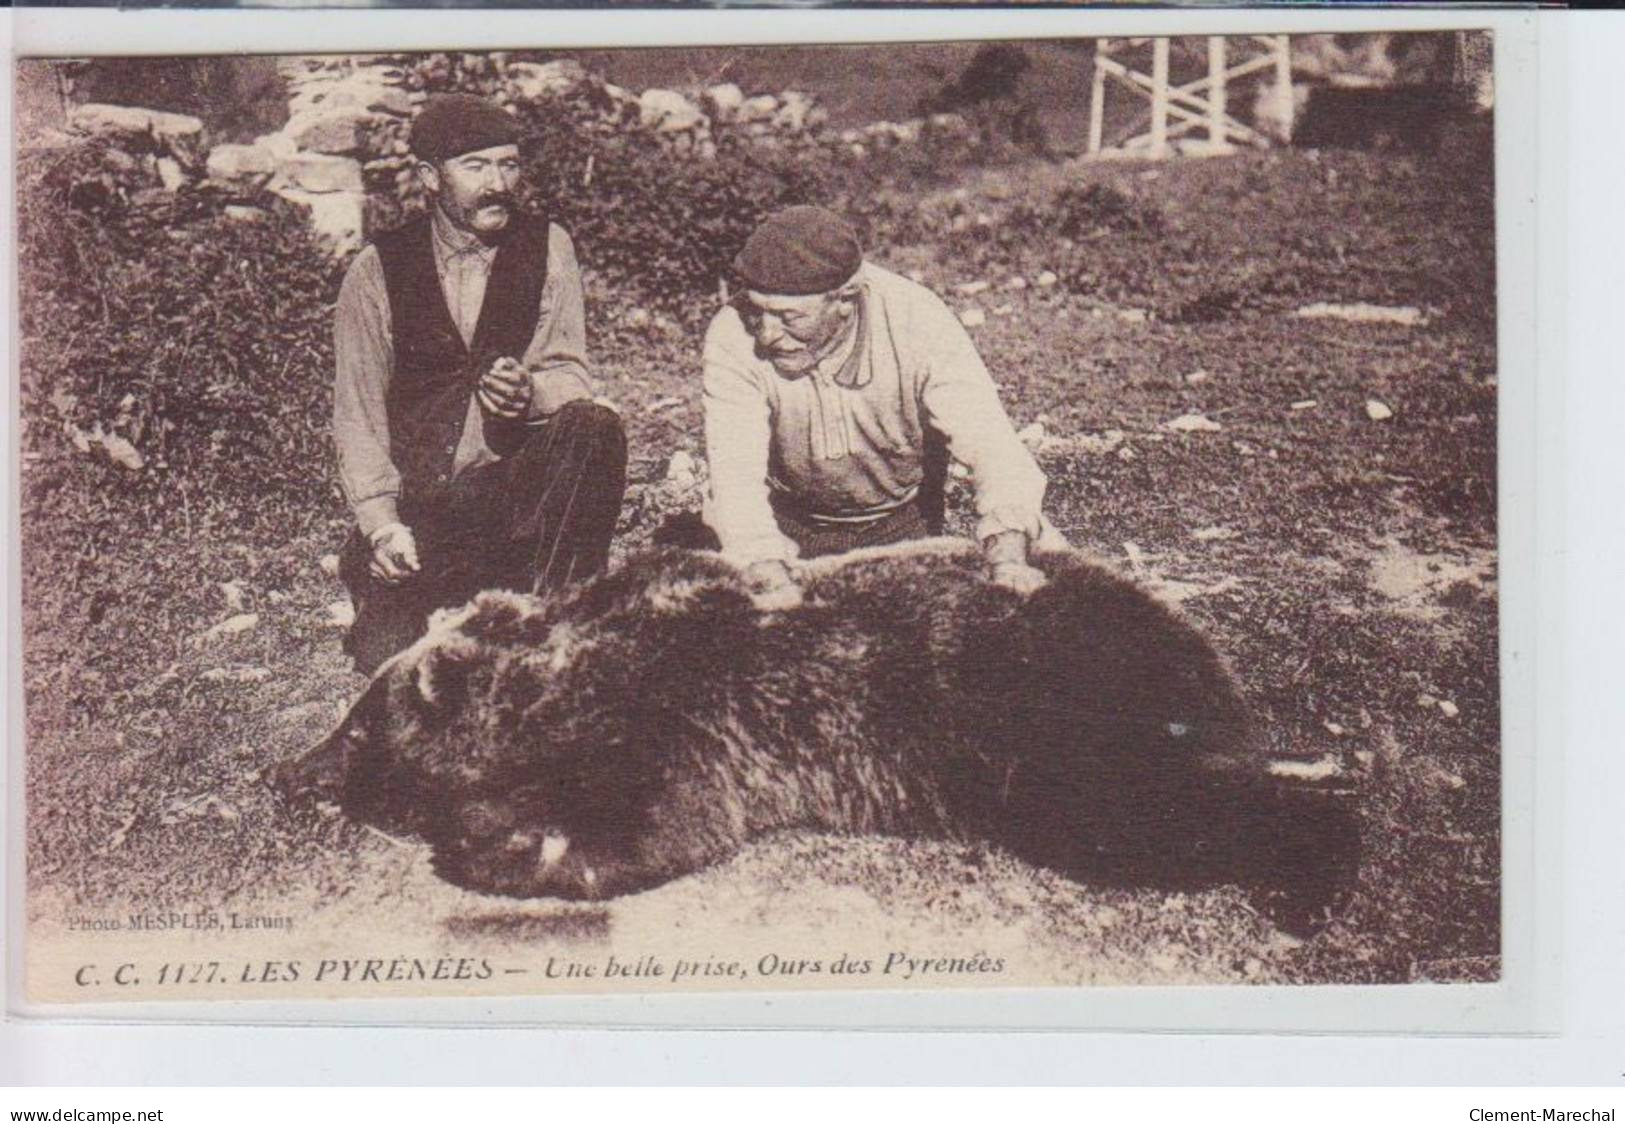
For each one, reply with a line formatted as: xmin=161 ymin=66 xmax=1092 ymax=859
xmin=702 ymin=205 xmax=1058 ymax=601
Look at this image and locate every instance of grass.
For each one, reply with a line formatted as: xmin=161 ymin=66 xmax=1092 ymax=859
xmin=20 ymin=129 xmax=1498 ymax=996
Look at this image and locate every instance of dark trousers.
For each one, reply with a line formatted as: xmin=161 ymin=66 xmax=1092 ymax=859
xmin=340 ymin=400 xmax=627 ymax=675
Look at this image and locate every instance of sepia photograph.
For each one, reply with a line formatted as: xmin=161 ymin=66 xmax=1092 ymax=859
xmin=13 ymin=26 xmax=1502 ymax=1007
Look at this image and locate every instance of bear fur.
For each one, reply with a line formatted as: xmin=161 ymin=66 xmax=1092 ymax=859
xmin=275 ymin=540 xmax=1358 ymax=930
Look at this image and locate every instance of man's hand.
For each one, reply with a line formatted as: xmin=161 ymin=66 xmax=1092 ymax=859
xmin=368 ymin=522 xmax=421 ymax=585
xmin=983 ymin=530 xmax=1046 ymax=594
xmin=745 ymin=558 xmax=803 ymax=611
xmin=477 ymin=356 xmax=534 ymax=419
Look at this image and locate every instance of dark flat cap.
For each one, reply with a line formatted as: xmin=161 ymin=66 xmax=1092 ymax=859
xmin=733 ymin=205 xmax=863 ymax=295
xmin=410 ymin=94 xmax=522 ymax=162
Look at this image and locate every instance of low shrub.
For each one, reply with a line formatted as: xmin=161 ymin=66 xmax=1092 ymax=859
xmin=915 ymin=44 xmax=1049 ymax=162
xmin=17 ymin=142 xmax=344 ymax=547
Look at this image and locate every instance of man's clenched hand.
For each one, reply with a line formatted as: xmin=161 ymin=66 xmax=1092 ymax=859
xmin=477 ymin=356 xmax=534 ymax=419
xmin=369 ymin=522 xmax=421 ymax=584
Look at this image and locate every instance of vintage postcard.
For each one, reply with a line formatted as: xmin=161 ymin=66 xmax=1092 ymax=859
xmin=12 ymin=18 xmax=1516 ymax=1018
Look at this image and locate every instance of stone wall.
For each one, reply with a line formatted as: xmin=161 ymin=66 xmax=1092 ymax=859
xmin=54 ymin=53 xmax=849 ymax=256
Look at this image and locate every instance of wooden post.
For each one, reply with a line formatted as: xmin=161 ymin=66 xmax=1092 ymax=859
xmin=1088 ymin=38 xmax=1108 ymax=156
xmin=1150 ymin=37 xmax=1170 ymax=158
xmin=1272 ymin=34 xmax=1293 ymax=144
xmin=1207 ymin=36 xmax=1227 ymax=147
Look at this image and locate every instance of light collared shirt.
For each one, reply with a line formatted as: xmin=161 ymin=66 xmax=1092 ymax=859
xmin=332 ymin=208 xmax=594 ymax=536
xmin=702 ymin=261 xmax=1049 ymax=565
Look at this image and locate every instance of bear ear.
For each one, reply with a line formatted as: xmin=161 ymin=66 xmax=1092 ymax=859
xmin=409 ymin=639 xmax=475 ymax=715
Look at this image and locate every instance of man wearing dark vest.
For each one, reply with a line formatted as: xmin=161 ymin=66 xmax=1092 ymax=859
xmin=333 ymin=94 xmax=627 ymax=674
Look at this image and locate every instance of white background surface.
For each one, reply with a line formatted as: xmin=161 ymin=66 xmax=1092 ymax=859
xmin=2 ymin=6 xmax=1621 ymax=1085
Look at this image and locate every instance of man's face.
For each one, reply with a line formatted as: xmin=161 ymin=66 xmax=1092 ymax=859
xmin=739 ymin=289 xmax=854 ymax=376
xmin=419 ymin=143 xmax=523 ymax=239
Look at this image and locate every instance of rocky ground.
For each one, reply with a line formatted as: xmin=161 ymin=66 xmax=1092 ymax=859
xmin=22 ymin=140 xmax=1499 ymax=997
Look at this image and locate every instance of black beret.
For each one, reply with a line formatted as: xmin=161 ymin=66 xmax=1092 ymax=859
xmin=410 ymin=94 xmax=522 ymax=162
xmin=733 ymin=205 xmax=863 ymax=295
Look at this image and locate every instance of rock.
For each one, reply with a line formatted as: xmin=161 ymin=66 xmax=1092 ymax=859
xmin=1267 ymin=757 xmax=1344 ymax=782
xmin=272 ymin=188 xmax=365 ymax=254
xmin=70 ymin=103 xmax=205 ymax=166
xmin=257 ymin=131 xmax=300 ymax=163
xmin=1432 ymin=768 xmax=1467 ymax=791
xmin=291 ymin=79 xmax=412 ymax=120
xmin=1291 ymin=399 xmax=1318 ymax=410
xmin=1294 ymin=302 xmax=1425 ymax=327
xmin=224 ymin=205 xmax=268 ymax=223
xmin=639 ymin=88 xmax=706 ymax=133
xmin=1191 ymin=526 xmax=1237 ymax=542
xmin=1117 ymin=308 xmax=1149 ymax=324
xmin=507 ymin=60 xmax=587 ymax=101
xmin=1438 ymin=700 xmax=1460 ymax=718
xmin=206 ymin=143 xmax=276 ymax=185
xmin=277 ymin=153 xmax=364 ymax=194
xmin=1003 ymin=276 xmax=1028 ymax=291
xmin=703 ymin=83 xmax=744 ymax=120
xmin=1122 ymin=542 xmax=1146 ymax=570
xmin=155 ymin=157 xmax=188 ymax=192
xmin=200 ymin=666 xmax=272 ymax=685
xmin=1163 ymin=413 xmax=1223 ymax=434
xmin=284 ymin=109 xmax=373 ymax=156
xmin=318 ymin=553 xmax=341 ymax=578
xmin=955 ymin=280 xmax=990 ymax=296
xmin=197 ymin=613 xmax=260 ymax=646
xmin=1323 ymin=721 xmax=1346 ymax=736
xmin=1075 ymin=430 xmax=1125 ymax=456
xmin=665 ymin=450 xmax=698 ymax=485
xmin=1035 ymin=270 xmax=1059 ymax=288
xmin=957 ymin=308 xmax=986 ymax=328
xmin=992 ymin=304 xmax=1014 ymax=317
xmin=100 ymin=432 xmax=144 ymax=471
xmin=1186 ymin=370 xmax=1210 ymax=385
xmin=325 ymin=600 xmax=356 ymax=629
xmin=739 ymin=94 xmax=780 ymax=122
xmin=1017 ymin=421 xmax=1047 ymax=449
xmin=773 ymin=90 xmax=817 ymax=132
xmin=1365 ymin=399 xmax=1394 ymax=421
xmin=219 ymin=580 xmax=248 ymax=612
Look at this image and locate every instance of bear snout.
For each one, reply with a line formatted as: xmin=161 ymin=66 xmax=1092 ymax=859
xmin=268 ymin=728 xmax=350 ymax=805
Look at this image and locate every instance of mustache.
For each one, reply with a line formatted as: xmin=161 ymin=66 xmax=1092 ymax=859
xmin=475 ymin=192 xmax=515 ymax=209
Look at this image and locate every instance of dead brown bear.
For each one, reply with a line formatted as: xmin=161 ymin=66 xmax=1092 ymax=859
xmin=275 ymin=540 xmax=1358 ymax=932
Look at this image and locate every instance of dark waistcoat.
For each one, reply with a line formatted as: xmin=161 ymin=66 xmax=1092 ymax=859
xmin=373 ymin=212 xmax=550 ymax=504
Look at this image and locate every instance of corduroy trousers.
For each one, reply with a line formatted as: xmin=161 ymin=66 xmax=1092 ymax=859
xmin=339 ymin=399 xmax=627 ymax=675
